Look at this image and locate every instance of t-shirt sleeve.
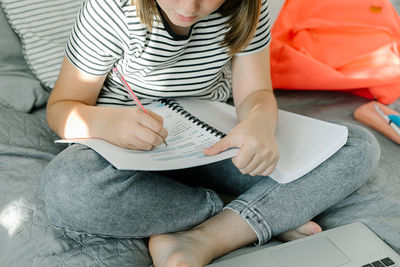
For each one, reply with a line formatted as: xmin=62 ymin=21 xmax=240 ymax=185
xmin=235 ymin=0 xmax=271 ymax=56
xmin=65 ymin=0 xmax=124 ymax=76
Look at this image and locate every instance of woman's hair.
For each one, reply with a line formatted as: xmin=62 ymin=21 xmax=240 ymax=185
xmin=133 ymin=0 xmax=262 ymax=55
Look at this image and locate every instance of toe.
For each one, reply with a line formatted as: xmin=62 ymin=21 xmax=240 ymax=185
xmin=277 ymin=221 xmax=322 ymax=242
xmin=297 ymin=221 xmax=322 ymax=235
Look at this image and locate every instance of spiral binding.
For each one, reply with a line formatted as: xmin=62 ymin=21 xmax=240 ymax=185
xmin=158 ymin=98 xmax=226 ymax=138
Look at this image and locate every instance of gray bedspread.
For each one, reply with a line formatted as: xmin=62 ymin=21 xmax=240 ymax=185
xmin=0 ymin=91 xmax=399 ymax=266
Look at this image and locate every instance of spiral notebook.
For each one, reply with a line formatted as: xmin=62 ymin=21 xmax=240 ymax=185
xmin=56 ymin=98 xmax=348 ymax=184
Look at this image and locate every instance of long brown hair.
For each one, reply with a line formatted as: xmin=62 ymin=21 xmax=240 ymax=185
xmin=132 ymin=0 xmax=262 ymax=55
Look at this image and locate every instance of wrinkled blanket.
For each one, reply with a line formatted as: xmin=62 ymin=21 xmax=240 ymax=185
xmin=0 ymin=91 xmax=399 ymax=266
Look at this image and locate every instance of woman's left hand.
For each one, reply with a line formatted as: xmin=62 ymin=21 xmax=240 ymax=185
xmin=203 ymin=110 xmax=279 ymax=177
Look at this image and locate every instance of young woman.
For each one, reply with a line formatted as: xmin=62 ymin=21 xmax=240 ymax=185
xmin=40 ymin=0 xmax=380 ymax=266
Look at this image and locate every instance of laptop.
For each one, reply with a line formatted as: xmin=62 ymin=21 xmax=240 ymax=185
xmin=207 ymin=222 xmax=400 ymax=267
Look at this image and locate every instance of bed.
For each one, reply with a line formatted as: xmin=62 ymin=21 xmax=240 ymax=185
xmin=0 ymin=1 xmax=399 ymax=266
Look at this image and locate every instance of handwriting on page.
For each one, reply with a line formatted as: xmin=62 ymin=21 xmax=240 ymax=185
xmin=135 ymin=106 xmax=221 ymax=161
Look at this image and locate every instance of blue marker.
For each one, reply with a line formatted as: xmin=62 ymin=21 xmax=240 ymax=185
xmin=374 ymin=104 xmax=400 ymax=136
xmin=388 ymin=114 xmax=400 ymax=128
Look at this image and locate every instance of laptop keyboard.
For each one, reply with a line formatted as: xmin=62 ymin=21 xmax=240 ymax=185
xmin=362 ymin=257 xmax=396 ymax=267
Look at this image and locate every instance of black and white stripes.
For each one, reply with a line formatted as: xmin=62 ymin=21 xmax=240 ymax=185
xmin=1 ymin=0 xmax=84 ymax=89
xmin=2 ymin=0 xmax=270 ymax=105
xmin=66 ymin=0 xmax=271 ymax=106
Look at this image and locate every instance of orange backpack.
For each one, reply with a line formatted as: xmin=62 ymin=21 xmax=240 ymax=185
xmin=270 ymin=0 xmax=400 ymax=104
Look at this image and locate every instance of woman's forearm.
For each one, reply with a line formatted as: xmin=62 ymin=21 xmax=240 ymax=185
xmin=46 ymin=100 xmax=110 ymax=139
xmin=235 ymin=89 xmax=278 ymax=132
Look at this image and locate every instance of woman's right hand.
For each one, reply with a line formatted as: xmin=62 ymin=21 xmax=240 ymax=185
xmin=103 ymin=107 xmax=168 ymax=151
xmin=47 ymin=57 xmax=167 ymax=151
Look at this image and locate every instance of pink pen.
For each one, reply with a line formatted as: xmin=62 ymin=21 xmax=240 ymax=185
xmin=113 ymin=67 xmax=148 ymax=114
xmin=113 ymin=67 xmax=167 ymax=145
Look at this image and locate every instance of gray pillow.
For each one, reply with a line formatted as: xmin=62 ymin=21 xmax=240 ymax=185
xmin=0 ymin=5 xmax=49 ymax=112
xmin=1 ymin=0 xmax=83 ymax=90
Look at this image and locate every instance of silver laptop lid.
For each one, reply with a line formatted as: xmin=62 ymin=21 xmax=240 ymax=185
xmin=207 ymin=222 xmax=400 ymax=267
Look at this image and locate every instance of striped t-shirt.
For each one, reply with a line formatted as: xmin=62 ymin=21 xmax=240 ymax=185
xmin=66 ymin=0 xmax=271 ymax=106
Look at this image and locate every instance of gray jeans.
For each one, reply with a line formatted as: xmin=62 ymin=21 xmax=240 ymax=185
xmin=40 ymin=122 xmax=380 ymax=245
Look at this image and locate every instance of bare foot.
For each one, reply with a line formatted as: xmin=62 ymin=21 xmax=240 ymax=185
xmin=277 ymin=221 xmax=322 ymax=242
xmin=149 ymin=229 xmax=215 ymax=267
xmin=149 ymin=210 xmax=258 ymax=267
